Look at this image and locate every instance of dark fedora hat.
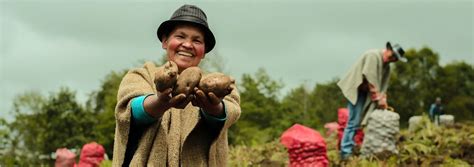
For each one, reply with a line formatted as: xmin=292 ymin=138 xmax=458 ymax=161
xmin=157 ymin=4 xmax=216 ymax=53
xmin=386 ymin=42 xmax=407 ymax=62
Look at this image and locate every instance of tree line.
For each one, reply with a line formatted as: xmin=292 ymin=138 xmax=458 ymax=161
xmin=0 ymin=47 xmax=472 ymax=165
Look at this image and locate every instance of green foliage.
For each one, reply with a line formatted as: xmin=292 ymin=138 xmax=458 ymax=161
xmin=437 ymin=62 xmax=474 ymax=121
xmin=228 ymin=140 xmax=288 ymax=167
xmin=445 ymin=95 xmax=474 ymax=121
xmin=87 ymin=70 xmax=127 ymax=158
xmin=0 ymin=118 xmax=16 ymax=166
xmin=309 ymin=80 xmax=346 ymax=127
xmin=388 ymin=47 xmax=442 ymax=126
xmin=0 ymin=118 xmax=9 ymax=151
xmin=231 ymin=69 xmax=345 ymax=146
xmin=280 ymin=80 xmax=345 ymax=132
xmin=388 ymin=47 xmax=474 ymax=127
xmin=230 ymin=68 xmax=284 ymax=145
xmin=100 ymin=159 xmax=113 ymax=167
xmin=442 ymin=158 xmax=471 ymax=167
xmin=397 ymin=116 xmax=474 ymax=166
xmin=227 ymin=121 xmax=474 ymax=166
xmin=280 ymin=86 xmax=311 ymax=129
xmin=4 ymin=88 xmax=96 ymax=165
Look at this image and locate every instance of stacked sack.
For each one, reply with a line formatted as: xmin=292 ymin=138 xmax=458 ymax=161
xmin=440 ymin=114 xmax=455 ymax=126
xmin=55 ymin=148 xmax=76 ymax=167
xmin=337 ymin=108 xmax=364 ymax=150
xmin=360 ymin=108 xmax=399 ymax=158
xmin=323 ymin=122 xmax=338 ymax=137
xmin=280 ymin=124 xmax=329 ymax=167
xmin=78 ymin=142 xmax=106 ymax=167
xmin=408 ymin=115 xmax=423 ymax=131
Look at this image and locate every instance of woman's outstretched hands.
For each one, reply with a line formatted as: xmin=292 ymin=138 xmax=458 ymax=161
xmin=192 ymin=87 xmax=224 ymax=117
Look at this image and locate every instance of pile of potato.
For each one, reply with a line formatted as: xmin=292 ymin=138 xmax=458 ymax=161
xmin=280 ymin=124 xmax=329 ymax=167
xmin=287 ymin=142 xmax=329 ymax=167
xmin=154 ymin=61 xmax=234 ymax=98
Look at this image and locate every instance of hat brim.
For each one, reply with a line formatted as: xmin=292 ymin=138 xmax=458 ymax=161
xmin=394 ymin=52 xmax=407 ymax=62
xmin=157 ymin=20 xmax=215 ymax=53
xmin=386 ymin=42 xmax=407 ymax=62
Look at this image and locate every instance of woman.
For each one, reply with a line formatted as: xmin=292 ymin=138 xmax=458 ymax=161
xmin=112 ymin=4 xmax=241 ymax=166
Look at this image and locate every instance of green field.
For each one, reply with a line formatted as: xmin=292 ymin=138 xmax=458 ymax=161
xmin=227 ymin=117 xmax=474 ymax=167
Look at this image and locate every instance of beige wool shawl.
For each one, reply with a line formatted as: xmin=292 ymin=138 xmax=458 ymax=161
xmin=337 ymin=49 xmax=391 ymax=125
xmin=112 ymin=62 xmax=241 ymax=166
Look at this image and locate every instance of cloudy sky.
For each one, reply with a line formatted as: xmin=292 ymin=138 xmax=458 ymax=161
xmin=1 ymin=0 xmax=472 ymax=120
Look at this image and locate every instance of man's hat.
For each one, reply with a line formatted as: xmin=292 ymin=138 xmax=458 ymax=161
xmin=386 ymin=42 xmax=407 ymax=62
xmin=157 ymin=5 xmax=216 ymax=53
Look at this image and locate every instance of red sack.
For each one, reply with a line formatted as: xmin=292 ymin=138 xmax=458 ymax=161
xmin=280 ymin=124 xmax=329 ymax=167
xmin=323 ymin=122 xmax=338 ymax=137
xmin=337 ymin=108 xmax=364 ymax=150
xmin=55 ymin=148 xmax=76 ymax=167
xmin=78 ymin=142 xmax=105 ymax=167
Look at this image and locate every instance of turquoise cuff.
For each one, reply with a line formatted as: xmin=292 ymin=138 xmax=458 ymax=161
xmin=200 ymin=101 xmax=227 ymax=123
xmin=131 ymin=94 xmax=156 ymax=125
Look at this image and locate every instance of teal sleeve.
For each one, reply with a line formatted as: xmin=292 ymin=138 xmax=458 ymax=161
xmin=200 ymin=101 xmax=227 ymax=124
xmin=131 ymin=94 xmax=156 ymax=125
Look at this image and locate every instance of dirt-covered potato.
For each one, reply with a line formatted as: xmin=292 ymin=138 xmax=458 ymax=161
xmin=199 ymin=72 xmax=234 ymax=97
xmin=154 ymin=61 xmax=178 ymax=92
xmin=173 ymin=67 xmax=202 ymax=96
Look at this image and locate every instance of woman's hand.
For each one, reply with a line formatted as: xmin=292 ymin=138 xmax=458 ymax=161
xmin=192 ymin=87 xmax=224 ymax=117
xmin=144 ymin=88 xmax=191 ymax=118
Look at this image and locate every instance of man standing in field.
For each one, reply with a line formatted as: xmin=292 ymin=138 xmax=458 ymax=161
xmin=337 ymin=42 xmax=406 ymax=159
xmin=429 ymin=97 xmax=443 ymax=125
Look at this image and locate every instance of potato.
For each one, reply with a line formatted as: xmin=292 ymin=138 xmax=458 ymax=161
xmin=154 ymin=61 xmax=178 ymax=92
xmin=198 ymin=72 xmax=234 ymax=98
xmin=173 ymin=67 xmax=202 ymax=96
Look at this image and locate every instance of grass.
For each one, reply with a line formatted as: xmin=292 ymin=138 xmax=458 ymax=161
xmin=228 ymin=116 xmax=474 ymax=167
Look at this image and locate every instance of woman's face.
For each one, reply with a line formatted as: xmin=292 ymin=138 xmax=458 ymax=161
xmin=162 ymin=24 xmax=206 ymax=72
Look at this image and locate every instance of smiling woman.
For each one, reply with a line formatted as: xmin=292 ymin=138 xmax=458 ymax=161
xmin=112 ymin=4 xmax=241 ymax=166
xmin=162 ymin=24 xmax=207 ymax=72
